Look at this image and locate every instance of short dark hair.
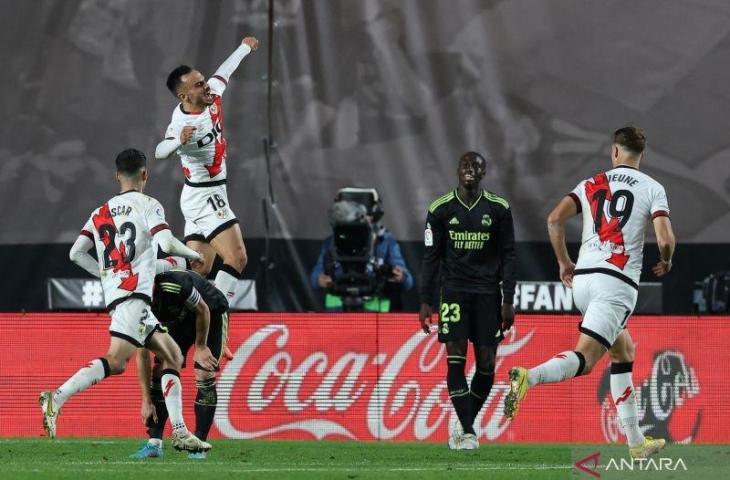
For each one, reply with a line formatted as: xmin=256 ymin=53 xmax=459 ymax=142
xmin=459 ymin=151 xmax=487 ymax=163
xmin=166 ymin=65 xmax=192 ymax=96
xmin=613 ymin=126 xmax=646 ymax=155
xmin=115 ymin=148 xmax=147 ymax=176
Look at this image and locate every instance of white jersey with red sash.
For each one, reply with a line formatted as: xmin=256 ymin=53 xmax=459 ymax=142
xmin=80 ymin=191 xmax=169 ymax=309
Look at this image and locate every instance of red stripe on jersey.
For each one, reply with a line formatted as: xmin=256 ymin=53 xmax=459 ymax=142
xmin=211 ymin=74 xmax=228 ymax=86
xmin=205 ymin=96 xmax=226 ymax=178
xmin=585 ymin=173 xmax=629 ymax=270
xmin=80 ymin=230 xmax=93 ymax=240
xmin=651 ymin=210 xmax=670 ymax=220
xmin=150 ymin=223 xmax=170 ymax=236
xmin=92 ymin=204 xmax=138 ymax=291
xmin=567 ymin=193 xmax=582 ymax=213
xmin=164 ymin=256 xmax=178 ymax=266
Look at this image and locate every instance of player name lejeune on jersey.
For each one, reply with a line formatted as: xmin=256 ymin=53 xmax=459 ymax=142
xmin=568 ymin=165 xmax=670 ymax=289
xmin=80 ymin=191 xmax=169 ymax=310
xmin=420 ymin=189 xmax=517 ymax=305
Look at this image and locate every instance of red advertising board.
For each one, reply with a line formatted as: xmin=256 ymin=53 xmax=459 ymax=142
xmin=1 ymin=313 xmax=727 ymax=443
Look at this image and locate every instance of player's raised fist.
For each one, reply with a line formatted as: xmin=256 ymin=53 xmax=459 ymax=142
xmin=242 ymin=37 xmax=259 ymax=51
xmin=180 ymin=126 xmax=196 ymax=145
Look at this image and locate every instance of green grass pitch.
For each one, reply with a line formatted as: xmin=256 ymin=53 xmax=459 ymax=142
xmin=1 ymin=439 xmax=726 ymax=479
xmin=0 ymin=438 xmax=575 ymax=479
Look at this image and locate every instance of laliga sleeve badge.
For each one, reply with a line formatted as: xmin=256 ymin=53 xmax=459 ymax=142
xmin=424 ymin=223 xmax=433 ymax=247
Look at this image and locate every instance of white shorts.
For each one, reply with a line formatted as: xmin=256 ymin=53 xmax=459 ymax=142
xmin=109 ymin=298 xmax=161 ymax=347
xmin=572 ymin=273 xmax=638 ymax=349
xmin=180 ymin=183 xmax=238 ymax=242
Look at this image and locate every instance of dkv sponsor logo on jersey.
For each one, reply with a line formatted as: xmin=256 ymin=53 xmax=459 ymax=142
xmin=215 ymin=324 xmax=535 ymax=440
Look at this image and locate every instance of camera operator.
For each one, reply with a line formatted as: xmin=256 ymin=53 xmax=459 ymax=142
xmin=310 ymin=187 xmax=413 ymax=312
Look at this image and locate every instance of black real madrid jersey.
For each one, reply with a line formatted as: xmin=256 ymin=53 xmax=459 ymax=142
xmin=152 ymin=269 xmax=229 ymax=325
xmin=420 ymin=189 xmax=516 ymax=305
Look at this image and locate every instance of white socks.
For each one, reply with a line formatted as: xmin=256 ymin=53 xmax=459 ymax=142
xmin=527 ymin=351 xmax=584 ymax=386
xmin=214 ymin=267 xmax=238 ymax=300
xmin=161 ymin=370 xmax=188 ymax=434
xmin=54 ymin=358 xmax=109 ymax=408
xmin=525 ymin=354 xmax=644 ymax=448
xmin=611 ymin=362 xmax=644 ymax=447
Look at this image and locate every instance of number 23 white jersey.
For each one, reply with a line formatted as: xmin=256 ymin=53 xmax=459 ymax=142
xmin=569 ymin=165 xmax=670 ymax=286
xmin=80 ymin=191 xmax=169 ymax=309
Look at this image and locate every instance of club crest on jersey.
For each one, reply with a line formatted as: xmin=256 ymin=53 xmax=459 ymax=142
xmin=216 ymin=208 xmax=229 ymax=219
xmin=210 ymin=104 xmax=217 ymax=114
xmin=481 ymin=214 xmax=492 ymax=226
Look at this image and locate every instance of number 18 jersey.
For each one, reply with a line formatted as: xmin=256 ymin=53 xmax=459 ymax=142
xmin=569 ymin=165 xmax=670 ymax=287
xmin=80 ymin=191 xmax=170 ymax=309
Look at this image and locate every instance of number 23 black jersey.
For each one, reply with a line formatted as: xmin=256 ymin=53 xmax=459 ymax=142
xmin=420 ymin=190 xmax=516 ymax=304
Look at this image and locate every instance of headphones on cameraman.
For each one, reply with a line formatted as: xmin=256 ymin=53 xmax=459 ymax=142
xmin=335 ymin=187 xmax=384 ymax=223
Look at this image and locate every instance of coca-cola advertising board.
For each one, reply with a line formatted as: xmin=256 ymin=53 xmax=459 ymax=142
xmin=1 ymin=313 xmax=727 ymax=443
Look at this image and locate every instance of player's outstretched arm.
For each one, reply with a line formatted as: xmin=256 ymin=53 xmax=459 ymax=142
xmin=547 ymin=196 xmax=579 ymax=288
xmin=69 ymin=234 xmax=100 ymax=278
xmin=154 ymin=229 xmax=202 ymax=262
xmin=208 ymin=37 xmax=258 ymax=93
xmin=651 ymin=216 xmax=675 ymax=276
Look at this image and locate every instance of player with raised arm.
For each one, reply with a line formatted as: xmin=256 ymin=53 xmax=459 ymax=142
xmin=504 ymin=127 xmax=676 ymax=459
xmin=155 ymin=36 xmax=258 ymax=301
xmin=39 ymin=149 xmax=211 ymax=454
xmin=131 ymin=260 xmax=229 ymax=460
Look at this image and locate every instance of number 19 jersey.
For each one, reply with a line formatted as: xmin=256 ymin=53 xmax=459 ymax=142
xmin=80 ymin=191 xmax=170 ymax=309
xmin=569 ymin=165 xmax=670 ymax=287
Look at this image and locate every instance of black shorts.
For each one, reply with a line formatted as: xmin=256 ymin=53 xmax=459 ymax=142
xmin=157 ymin=311 xmax=229 ymax=371
xmin=437 ymin=290 xmax=503 ymax=346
